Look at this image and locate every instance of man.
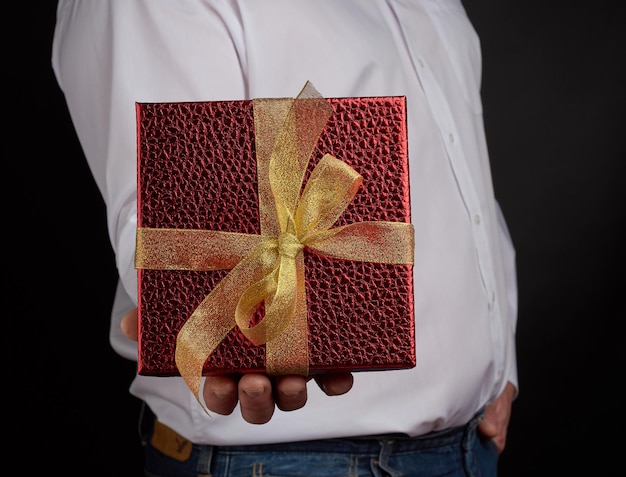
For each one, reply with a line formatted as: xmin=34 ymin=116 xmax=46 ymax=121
xmin=52 ymin=1 xmax=517 ymax=475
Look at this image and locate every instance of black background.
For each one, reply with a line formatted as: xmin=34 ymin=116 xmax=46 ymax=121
xmin=8 ymin=2 xmax=624 ymax=475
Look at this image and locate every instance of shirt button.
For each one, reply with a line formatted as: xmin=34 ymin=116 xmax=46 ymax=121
xmin=474 ymin=214 xmax=481 ymax=225
xmin=418 ymin=59 xmax=425 ymax=68
xmin=449 ymin=133 xmax=455 ymax=144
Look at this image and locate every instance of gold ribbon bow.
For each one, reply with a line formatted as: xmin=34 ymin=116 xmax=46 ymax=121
xmin=136 ymin=82 xmax=415 ymax=405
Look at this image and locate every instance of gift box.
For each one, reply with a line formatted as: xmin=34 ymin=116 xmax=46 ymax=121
xmin=135 ymin=83 xmax=415 ymax=398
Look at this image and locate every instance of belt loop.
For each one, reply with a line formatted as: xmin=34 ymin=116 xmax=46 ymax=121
xmin=462 ymin=407 xmax=484 ymax=452
xmin=461 ymin=407 xmax=486 ymax=477
xmin=196 ymin=443 xmax=214 ymax=476
xmin=376 ymin=439 xmax=400 ymax=477
xmin=138 ymin=401 xmax=156 ymax=447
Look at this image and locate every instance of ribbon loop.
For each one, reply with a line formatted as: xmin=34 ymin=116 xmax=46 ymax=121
xmin=296 ymin=154 xmax=364 ymax=244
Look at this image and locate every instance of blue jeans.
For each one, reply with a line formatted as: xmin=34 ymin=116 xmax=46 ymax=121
xmin=140 ymin=404 xmax=498 ymax=477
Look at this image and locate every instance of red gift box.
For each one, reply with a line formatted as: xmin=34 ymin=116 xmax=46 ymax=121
xmin=135 ymin=83 xmax=415 ymax=397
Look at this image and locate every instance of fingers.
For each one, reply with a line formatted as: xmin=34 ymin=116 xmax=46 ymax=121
xmin=274 ymin=375 xmax=308 ymax=412
xmin=477 ymin=405 xmax=498 ymax=438
xmin=120 ymin=307 xmax=139 ymax=341
xmin=238 ymin=374 xmax=275 ymax=424
xmin=478 ymin=408 xmax=506 ymax=454
xmin=477 ymin=381 xmax=516 ymax=454
xmin=314 ymin=372 xmax=353 ymax=396
xmin=204 ymin=373 xmax=353 ymax=425
xmin=237 ymin=375 xmax=308 ymax=424
xmin=203 ymin=375 xmax=239 ymax=416
xmin=202 ymin=374 xmax=309 ymax=424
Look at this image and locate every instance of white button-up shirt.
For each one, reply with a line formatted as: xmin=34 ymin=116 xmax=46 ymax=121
xmin=52 ymin=0 xmax=518 ymax=445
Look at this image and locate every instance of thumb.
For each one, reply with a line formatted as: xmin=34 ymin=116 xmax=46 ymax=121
xmin=477 ymin=407 xmax=498 ymax=438
xmin=120 ymin=307 xmax=139 ymax=341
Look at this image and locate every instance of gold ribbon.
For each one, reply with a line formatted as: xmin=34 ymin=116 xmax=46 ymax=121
xmin=135 ymin=82 xmax=415 ymax=405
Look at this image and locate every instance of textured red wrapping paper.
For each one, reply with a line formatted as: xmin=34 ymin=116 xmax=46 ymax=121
xmin=136 ymin=95 xmax=415 ymax=376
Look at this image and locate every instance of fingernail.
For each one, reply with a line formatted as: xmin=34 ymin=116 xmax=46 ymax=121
xmin=208 ymin=382 xmax=232 ymax=399
xmin=213 ymin=389 xmax=230 ymax=399
xmin=243 ymin=387 xmax=264 ymax=398
xmin=281 ymin=389 xmax=302 ymax=397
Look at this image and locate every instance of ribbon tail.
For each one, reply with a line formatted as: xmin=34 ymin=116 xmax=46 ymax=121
xmin=175 ymin=244 xmax=275 ymax=406
xmin=234 ymin=267 xmax=279 ymax=345
xmin=238 ymin=251 xmax=307 ymax=374
xmin=175 ymin=290 xmax=235 ymax=407
xmin=266 ymin=252 xmax=309 ymax=376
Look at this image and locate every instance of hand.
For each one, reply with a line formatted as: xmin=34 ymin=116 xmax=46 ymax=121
xmin=477 ymin=381 xmax=516 ymax=453
xmin=121 ymin=308 xmax=354 ymax=424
